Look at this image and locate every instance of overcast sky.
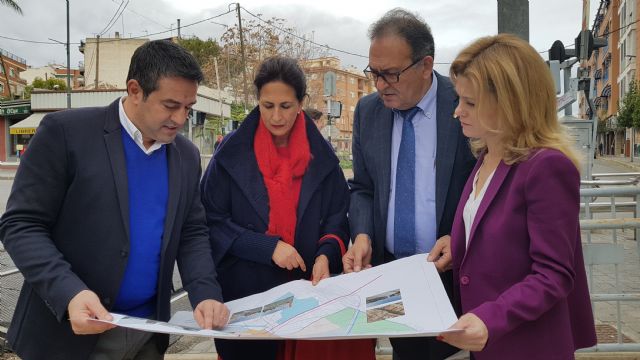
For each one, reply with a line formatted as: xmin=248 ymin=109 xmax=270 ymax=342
xmin=1 ymin=0 xmax=596 ymax=75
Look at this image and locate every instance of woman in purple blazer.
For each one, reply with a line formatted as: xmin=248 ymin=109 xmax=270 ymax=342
xmin=437 ymin=34 xmax=597 ymax=359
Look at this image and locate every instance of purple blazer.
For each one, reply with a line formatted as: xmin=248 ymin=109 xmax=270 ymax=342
xmin=450 ymin=148 xmax=596 ymax=359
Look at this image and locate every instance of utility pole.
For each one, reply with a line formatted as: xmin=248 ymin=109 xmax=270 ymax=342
xmin=214 ymin=56 xmax=224 ymax=152
xmin=94 ymin=35 xmax=100 ymax=89
xmin=497 ymin=0 xmax=529 ymax=41
xmin=66 ymin=0 xmax=71 ymax=108
xmin=236 ymin=3 xmax=249 ymax=112
xmin=177 ymin=19 xmax=181 ymax=39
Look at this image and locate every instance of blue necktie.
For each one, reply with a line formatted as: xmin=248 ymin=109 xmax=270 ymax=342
xmin=394 ymin=107 xmax=419 ymax=258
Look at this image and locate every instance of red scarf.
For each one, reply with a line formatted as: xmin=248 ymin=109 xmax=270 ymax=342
xmin=254 ymin=112 xmax=311 ymax=246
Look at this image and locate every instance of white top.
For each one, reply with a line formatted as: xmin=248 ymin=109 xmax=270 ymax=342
xmin=118 ymin=96 xmax=165 ymax=155
xmin=462 ymin=166 xmax=496 ymax=248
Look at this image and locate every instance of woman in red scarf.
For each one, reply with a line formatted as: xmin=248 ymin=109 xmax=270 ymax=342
xmin=201 ymin=57 xmax=376 ymax=360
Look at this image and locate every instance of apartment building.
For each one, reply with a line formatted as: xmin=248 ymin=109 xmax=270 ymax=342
xmin=301 ymin=57 xmax=375 ymax=153
xmin=80 ymin=32 xmax=148 ymax=89
xmin=0 ymin=47 xmax=27 ymax=99
xmin=587 ymin=0 xmax=622 ymax=155
xmin=20 ymin=64 xmax=83 ymax=89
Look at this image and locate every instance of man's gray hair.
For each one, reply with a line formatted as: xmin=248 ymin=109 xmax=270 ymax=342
xmin=368 ymin=8 xmax=435 ymax=61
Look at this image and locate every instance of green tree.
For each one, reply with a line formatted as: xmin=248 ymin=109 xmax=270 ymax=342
xmin=177 ymin=37 xmax=221 ymax=88
xmin=23 ymin=77 xmax=67 ymax=99
xmin=230 ymin=102 xmax=246 ymax=122
xmin=32 ymin=77 xmax=67 ymax=91
xmin=618 ymin=80 xmax=639 ymax=128
xmin=1 ymin=0 xmax=22 ymax=14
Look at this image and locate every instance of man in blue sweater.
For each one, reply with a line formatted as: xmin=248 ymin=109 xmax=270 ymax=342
xmin=0 ymin=40 xmax=229 ymax=360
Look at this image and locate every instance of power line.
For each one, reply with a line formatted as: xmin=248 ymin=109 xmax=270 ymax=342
xmin=0 ymin=9 xmax=235 ymax=47
xmin=99 ymin=0 xmax=126 ymax=36
xmin=0 ymin=35 xmax=58 ymax=45
xmin=240 ymin=6 xmax=368 ymax=59
xmin=101 ymin=0 xmax=130 ymax=36
xmin=240 ymin=8 xmax=549 ymax=66
xmin=110 ymin=0 xmax=170 ymax=30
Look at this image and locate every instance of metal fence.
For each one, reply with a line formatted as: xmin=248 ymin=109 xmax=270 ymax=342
xmin=578 ymin=179 xmax=640 ymax=352
xmin=2 ymin=178 xmax=640 ymax=355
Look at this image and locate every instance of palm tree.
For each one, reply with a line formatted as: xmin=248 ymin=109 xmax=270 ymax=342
xmin=1 ymin=0 xmax=22 ymax=14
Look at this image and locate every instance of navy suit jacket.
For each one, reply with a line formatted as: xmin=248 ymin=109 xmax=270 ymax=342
xmin=0 ymin=99 xmax=223 ymax=360
xmin=201 ymin=107 xmax=349 ymax=302
xmin=349 ymin=71 xmax=476 ymax=265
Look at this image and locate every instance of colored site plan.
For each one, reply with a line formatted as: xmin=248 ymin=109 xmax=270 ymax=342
xmin=102 ymin=254 xmax=459 ymax=339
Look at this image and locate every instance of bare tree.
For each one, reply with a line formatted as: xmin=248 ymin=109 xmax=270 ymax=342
xmin=1 ymin=0 xmax=22 ymax=14
xmin=218 ymin=15 xmax=328 ymax=106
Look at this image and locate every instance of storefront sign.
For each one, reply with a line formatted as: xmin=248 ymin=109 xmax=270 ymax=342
xmin=9 ymin=127 xmax=36 ymax=135
xmin=0 ymin=105 xmax=30 ymax=116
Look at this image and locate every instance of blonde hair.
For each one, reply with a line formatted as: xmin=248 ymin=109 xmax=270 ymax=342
xmin=450 ymin=34 xmax=580 ymax=169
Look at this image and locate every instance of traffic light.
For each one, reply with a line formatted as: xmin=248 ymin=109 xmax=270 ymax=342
xmin=548 ymin=30 xmax=606 ymax=62
xmin=576 ymin=30 xmax=607 ymax=61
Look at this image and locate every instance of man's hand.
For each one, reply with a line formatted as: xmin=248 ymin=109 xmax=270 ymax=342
xmin=342 ymin=233 xmax=372 ymax=273
xmin=272 ymin=241 xmax=307 ymax=272
xmin=67 ymin=290 xmax=116 ymax=335
xmin=194 ymin=299 xmax=230 ymax=330
xmin=427 ymin=235 xmax=452 ymax=272
xmin=311 ymin=255 xmax=330 ymax=286
xmin=438 ymin=312 xmax=488 ymax=352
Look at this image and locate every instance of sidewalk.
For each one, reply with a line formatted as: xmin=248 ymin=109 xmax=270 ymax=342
xmin=0 ymin=168 xmax=16 ymax=180
xmin=597 ymin=155 xmax=640 ymax=173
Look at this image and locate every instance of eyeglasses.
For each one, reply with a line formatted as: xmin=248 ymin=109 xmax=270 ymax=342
xmin=363 ymin=58 xmax=423 ymax=84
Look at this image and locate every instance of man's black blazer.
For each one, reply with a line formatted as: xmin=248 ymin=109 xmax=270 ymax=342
xmin=0 ymin=99 xmax=222 ymax=359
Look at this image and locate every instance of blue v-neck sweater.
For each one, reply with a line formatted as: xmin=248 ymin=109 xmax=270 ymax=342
xmin=113 ymin=130 xmax=168 ymax=317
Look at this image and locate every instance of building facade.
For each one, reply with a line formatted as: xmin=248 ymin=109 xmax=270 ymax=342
xmin=20 ymin=64 xmax=84 ymax=89
xmin=0 ymin=47 xmax=27 ymax=99
xmin=0 ymin=99 xmax=30 ymax=166
xmin=617 ymin=0 xmax=640 ymax=157
xmin=301 ymin=57 xmax=375 ymax=154
xmin=80 ymin=33 xmax=148 ymax=90
xmin=587 ymin=0 xmax=622 ymax=156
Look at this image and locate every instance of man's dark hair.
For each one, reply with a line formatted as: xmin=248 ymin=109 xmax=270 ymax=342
xmin=368 ymin=8 xmax=435 ymax=61
xmin=127 ymin=40 xmax=204 ymax=98
xmin=254 ymin=56 xmax=307 ymax=102
xmin=305 ymin=108 xmax=323 ymax=121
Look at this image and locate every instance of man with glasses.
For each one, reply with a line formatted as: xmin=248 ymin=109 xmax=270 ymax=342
xmin=343 ymin=8 xmax=475 ymax=360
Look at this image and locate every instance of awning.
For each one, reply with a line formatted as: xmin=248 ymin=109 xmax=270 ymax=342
xmin=9 ymin=112 xmax=47 ymax=135
xmin=594 ymin=69 xmax=602 ymax=79
xmin=601 ymin=84 xmax=612 ymax=97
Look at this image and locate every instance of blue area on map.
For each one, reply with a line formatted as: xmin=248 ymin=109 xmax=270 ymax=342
xmin=277 ymin=295 xmax=319 ymax=324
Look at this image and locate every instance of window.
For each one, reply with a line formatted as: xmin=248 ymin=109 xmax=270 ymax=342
xmin=350 ymin=91 xmax=355 ymax=98
xmin=0 ymin=66 xmax=4 ymax=75
xmin=9 ymin=68 xmax=15 ymax=77
xmin=350 ymin=78 xmax=355 ymax=84
xmin=311 ymin=74 xmax=318 ymax=80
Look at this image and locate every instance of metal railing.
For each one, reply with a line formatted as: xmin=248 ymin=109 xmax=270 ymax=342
xmin=580 ymin=186 xmax=640 ymax=352
xmin=2 ymin=184 xmax=640 ymax=355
